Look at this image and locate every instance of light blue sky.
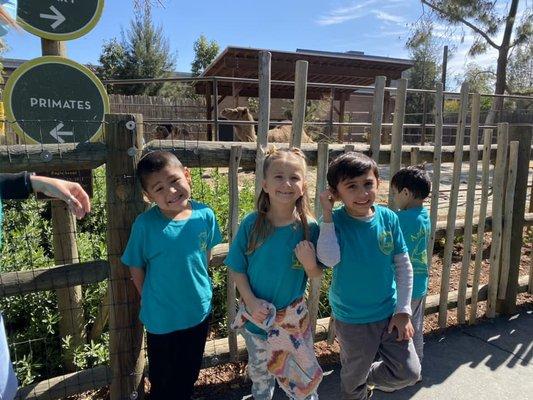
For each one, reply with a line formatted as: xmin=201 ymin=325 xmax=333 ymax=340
xmin=3 ymin=0 xmax=527 ymax=90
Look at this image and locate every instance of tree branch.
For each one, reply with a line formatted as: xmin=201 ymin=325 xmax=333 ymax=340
xmin=421 ymin=0 xmax=500 ymax=50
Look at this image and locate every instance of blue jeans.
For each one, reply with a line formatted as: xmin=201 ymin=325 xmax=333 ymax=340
xmin=0 ymin=312 xmax=18 ymax=400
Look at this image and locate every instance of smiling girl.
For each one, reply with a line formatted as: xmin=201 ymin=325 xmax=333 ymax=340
xmin=225 ymin=147 xmax=323 ymax=400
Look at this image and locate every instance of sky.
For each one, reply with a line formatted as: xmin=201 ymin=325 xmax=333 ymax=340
xmin=3 ymin=0 xmax=529 ymax=90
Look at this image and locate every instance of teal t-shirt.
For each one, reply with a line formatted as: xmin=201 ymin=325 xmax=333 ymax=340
xmin=396 ymin=206 xmax=431 ymax=300
xmin=225 ymin=212 xmax=319 ymax=336
xmin=329 ymin=204 xmax=408 ymax=324
xmin=121 ymin=200 xmax=222 ymax=334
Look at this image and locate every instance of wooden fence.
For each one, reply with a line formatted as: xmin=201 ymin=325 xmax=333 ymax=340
xmin=1 ymin=52 xmax=532 ymax=400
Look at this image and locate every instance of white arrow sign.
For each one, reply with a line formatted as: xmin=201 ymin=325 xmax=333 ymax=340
xmin=50 ymin=123 xmax=73 ymax=143
xmin=39 ymin=6 xmax=66 ymax=30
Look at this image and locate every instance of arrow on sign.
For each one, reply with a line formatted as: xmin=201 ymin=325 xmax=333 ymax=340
xmin=50 ymin=123 xmax=73 ymax=143
xmin=39 ymin=6 xmax=66 ymax=30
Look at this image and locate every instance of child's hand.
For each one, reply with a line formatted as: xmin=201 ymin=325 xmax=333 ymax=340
xmin=295 ymin=240 xmax=316 ymax=269
xmin=388 ymin=313 xmax=414 ymax=341
xmin=295 ymin=241 xmax=322 ymax=278
xmin=247 ymin=297 xmax=270 ymax=323
xmin=319 ymin=189 xmax=335 ymax=222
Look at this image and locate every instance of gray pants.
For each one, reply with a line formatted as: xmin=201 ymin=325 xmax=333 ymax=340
xmin=411 ymin=297 xmax=425 ymax=362
xmin=335 ymin=317 xmax=421 ymax=400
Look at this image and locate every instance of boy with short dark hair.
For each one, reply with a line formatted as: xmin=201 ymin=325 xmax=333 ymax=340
xmin=121 ymin=151 xmax=222 ymax=400
xmin=317 ymin=152 xmax=420 ymax=400
xmin=391 ymin=165 xmax=431 ymax=370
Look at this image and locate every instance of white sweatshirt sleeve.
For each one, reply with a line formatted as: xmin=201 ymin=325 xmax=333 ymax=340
xmin=317 ymin=222 xmax=341 ymax=267
xmin=394 ymin=252 xmax=413 ymax=316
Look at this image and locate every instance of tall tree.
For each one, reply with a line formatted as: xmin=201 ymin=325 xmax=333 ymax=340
xmin=405 ymin=21 xmax=441 ymax=126
xmin=96 ymin=12 xmax=175 ymax=95
xmin=191 ymin=35 xmax=220 ymax=77
xmin=416 ymin=0 xmax=532 ymax=121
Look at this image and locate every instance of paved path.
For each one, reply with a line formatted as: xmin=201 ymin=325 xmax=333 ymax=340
xmin=215 ymin=310 xmax=533 ymax=400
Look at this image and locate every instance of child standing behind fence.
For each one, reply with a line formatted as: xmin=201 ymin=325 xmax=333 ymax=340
xmin=121 ymin=151 xmax=222 ymax=400
xmin=225 ymin=147 xmax=323 ymax=400
xmin=391 ymin=165 xmax=431 ymax=371
xmin=317 ymin=152 xmax=420 ymax=400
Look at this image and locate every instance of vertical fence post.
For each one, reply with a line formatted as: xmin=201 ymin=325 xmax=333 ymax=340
xmin=106 ymin=114 xmax=146 ymax=400
xmin=388 ymin=78 xmax=407 ymax=206
xmin=497 ymin=124 xmax=532 ymax=313
xmin=291 ymin=60 xmax=308 ymax=148
xmin=486 ymin=123 xmax=508 ymax=318
xmin=410 ymin=146 xmax=420 ymax=165
xmin=308 ymin=142 xmax=329 ymax=337
xmin=457 ymin=93 xmax=480 ymax=324
xmin=438 ymin=82 xmax=469 ymax=328
xmin=498 ymin=141 xmax=519 ymax=300
xmin=370 ymin=76 xmax=387 ymax=163
xmin=428 ymin=82 xmax=443 ymax=260
xmin=469 ymin=129 xmax=493 ymax=324
xmin=213 ymin=78 xmax=219 ymax=141
xmin=42 ymin=37 xmax=86 ymax=371
xmin=227 ymin=145 xmax=242 ymax=361
xmin=255 ymin=51 xmax=271 ymax=199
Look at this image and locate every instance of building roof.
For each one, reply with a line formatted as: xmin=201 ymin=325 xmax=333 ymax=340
xmin=196 ymin=46 xmax=413 ymax=100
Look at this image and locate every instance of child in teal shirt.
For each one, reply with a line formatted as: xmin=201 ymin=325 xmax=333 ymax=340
xmin=391 ymin=165 xmax=431 ymax=367
xmin=121 ymin=151 xmax=221 ymax=400
xmin=317 ymin=152 xmax=420 ymax=399
xmin=225 ymin=148 xmax=323 ymax=400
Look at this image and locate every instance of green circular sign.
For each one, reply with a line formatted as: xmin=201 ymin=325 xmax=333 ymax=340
xmin=3 ymin=56 xmax=110 ymax=145
xmin=17 ymin=0 xmax=104 ymax=41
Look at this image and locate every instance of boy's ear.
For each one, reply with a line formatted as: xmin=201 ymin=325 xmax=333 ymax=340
xmin=401 ymin=187 xmax=411 ymax=197
xmin=142 ymin=190 xmax=153 ymax=203
xmin=183 ymin=167 xmax=192 ymax=185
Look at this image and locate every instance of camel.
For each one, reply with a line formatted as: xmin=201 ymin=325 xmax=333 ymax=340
xmin=220 ymin=107 xmax=314 ymax=143
xmin=148 ymin=124 xmax=192 ymax=141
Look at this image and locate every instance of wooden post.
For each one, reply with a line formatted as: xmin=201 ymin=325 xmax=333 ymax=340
xmin=427 ymin=83 xmax=443 ymax=260
xmin=308 ymin=142 xmax=329 ymax=337
xmin=486 ymin=123 xmax=509 ymax=318
xmin=290 ymin=60 xmax=308 ymax=148
xmin=469 ymin=130 xmax=493 ymax=324
xmin=213 ymin=78 xmax=219 ymax=141
xmin=328 ymin=88 xmax=335 ymax=140
xmin=497 ymin=124 xmax=532 ymax=313
xmin=410 ymin=147 xmax=420 ymax=165
xmin=498 ymin=141 xmax=519 ymax=299
xmin=337 ymin=96 xmax=346 ymax=142
xmin=42 ymin=37 xmax=86 ymax=371
xmin=106 ymin=114 xmax=146 ymax=400
xmin=438 ymin=82 xmax=468 ymax=328
xmin=255 ymin=51 xmax=271 ymax=199
xmin=206 ymin=83 xmax=213 ymax=141
xmin=227 ymin=145 xmax=242 ymax=361
xmin=388 ymin=78 xmax=407 ymax=207
xmin=457 ymin=93 xmax=480 ymax=324
xmin=370 ymin=76 xmax=386 ymax=163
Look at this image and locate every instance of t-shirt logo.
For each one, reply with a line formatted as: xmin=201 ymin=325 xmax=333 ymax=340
xmin=410 ymin=226 xmax=428 ymax=274
xmin=198 ymin=231 xmax=208 ymax=252
xmin=291 ymin=254 xmax=304 ymax=269
xmin=378 ymin=230 xmax=394 ymax=255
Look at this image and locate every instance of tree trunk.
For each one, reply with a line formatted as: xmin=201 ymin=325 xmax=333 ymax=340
xmin=485 ymin=0 xmax=519 ymax=125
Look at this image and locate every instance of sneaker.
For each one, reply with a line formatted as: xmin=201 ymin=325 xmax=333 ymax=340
xmin=366 ymin=385 xmax=374 ymax=398
xmin=370 ymin=384 xmax=396 ymax=393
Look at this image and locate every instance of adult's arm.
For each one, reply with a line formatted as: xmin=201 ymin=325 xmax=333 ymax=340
xmin=0 ymin=172 xmax=33 ymax=200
